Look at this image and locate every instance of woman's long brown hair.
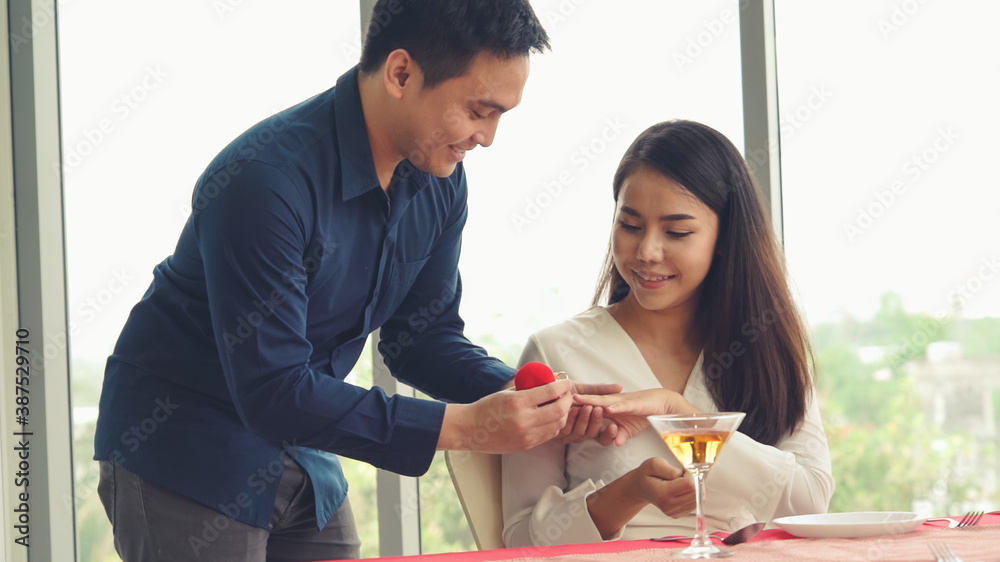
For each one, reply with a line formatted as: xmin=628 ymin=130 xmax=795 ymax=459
xmin=593 ymin=120 xmax=813 ymax=445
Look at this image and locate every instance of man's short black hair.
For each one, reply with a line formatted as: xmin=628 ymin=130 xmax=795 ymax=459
xmin=359 ymin=0 xmax=550 ymax=89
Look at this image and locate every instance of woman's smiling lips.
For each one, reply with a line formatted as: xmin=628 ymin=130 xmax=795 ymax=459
xmin=632 ymin=269 xmax=676 ymax=289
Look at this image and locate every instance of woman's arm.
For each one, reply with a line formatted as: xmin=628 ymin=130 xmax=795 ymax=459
xmin=585 ymin=458 xmax=695 ymax=539
xmin=705 ymin=391 xmax=834 ymax=520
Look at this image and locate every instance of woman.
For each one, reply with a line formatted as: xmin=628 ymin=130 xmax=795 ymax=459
xmin=501 ymin=120 xmax=834 ymax=547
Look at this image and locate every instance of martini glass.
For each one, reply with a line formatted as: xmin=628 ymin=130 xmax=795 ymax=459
xmin=647 ymin=412 xmax=746 ymax=558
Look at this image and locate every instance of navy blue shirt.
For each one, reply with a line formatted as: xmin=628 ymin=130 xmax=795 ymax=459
xmin=94 ymin=66 xmax=514 ymax=530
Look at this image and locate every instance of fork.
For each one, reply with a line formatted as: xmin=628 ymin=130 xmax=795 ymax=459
xmin=927 ymin=541 xmax=963 ymax=562
xmin=926 ymin=510 xmax=985 ymax=528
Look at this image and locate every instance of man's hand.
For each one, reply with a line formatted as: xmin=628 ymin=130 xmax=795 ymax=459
xmin=437 ymin=379 xmax=575 ymax=453
xmin=574 ymin=388 xmax=702 ymax=446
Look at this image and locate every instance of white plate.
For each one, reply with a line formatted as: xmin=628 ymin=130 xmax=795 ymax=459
xmin=773 ymin=511 xmax=927 ymax=538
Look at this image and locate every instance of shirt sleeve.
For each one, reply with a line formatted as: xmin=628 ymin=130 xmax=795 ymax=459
xmin=195 ymin=159 xmax=443 ymax=477
xmin=705 ymin=390 xmax=835 ymax=522
xmin=378 ymin=167 xmax=514 ymax=403
xmin=501 ymin=335 xmax=616 ymax=547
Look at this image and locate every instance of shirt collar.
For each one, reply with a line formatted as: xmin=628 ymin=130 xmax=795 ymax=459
xmin=334 ymin=66 xmax=430 ymax=201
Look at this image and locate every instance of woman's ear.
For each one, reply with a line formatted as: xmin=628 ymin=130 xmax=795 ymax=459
xmin=714 ymin=238 xmax=725 ymax=257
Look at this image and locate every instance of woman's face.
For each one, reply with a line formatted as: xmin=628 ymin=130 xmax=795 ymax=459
xmin=612 ymin=166 xmax=719 ymax=315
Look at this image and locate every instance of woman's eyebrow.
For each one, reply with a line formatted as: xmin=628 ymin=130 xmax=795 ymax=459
xmin=660 ymin=213 xmax=696 ymax=221
xmin=620 ymin=206 xmax=695 ymax=221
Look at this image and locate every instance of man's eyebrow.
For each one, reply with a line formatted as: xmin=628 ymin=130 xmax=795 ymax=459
xmin=477 ymin=100 xmax=513 ymax=114
xmin=620 ymin=206 xmax=696 ymax=221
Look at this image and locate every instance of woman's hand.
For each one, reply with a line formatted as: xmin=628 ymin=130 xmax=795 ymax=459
xmin=574 ymin=388 xmax=702 ymax=446
xmin=632 ymin=457 xmax=697 ymax=518
xmin=551 ymin=380 xmax=623 ymax=445
xmin=586 ymin=456 xmax=696 ymax=539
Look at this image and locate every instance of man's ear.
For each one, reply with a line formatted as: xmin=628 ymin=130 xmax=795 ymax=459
xmin=383 ymin=48 xmax=422 ymax=100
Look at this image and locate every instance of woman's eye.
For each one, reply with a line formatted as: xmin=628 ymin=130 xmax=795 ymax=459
xmin=667 ymin=231 xmax=692 ymax=239
xmin=469 ymin=108 xmax=484 ymax=119
xmin=618 ymin=222 xmax=640 ymax=232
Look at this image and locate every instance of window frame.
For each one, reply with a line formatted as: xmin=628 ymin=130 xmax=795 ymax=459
xmin=0 ymin=1 xmax=779 ymax=557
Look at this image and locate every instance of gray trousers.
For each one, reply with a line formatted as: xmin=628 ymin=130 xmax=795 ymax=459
xmin=98 ymin=456 xmax=361 ymax=561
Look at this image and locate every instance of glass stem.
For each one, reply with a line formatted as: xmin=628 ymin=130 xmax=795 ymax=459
xmin=691 ymin=468 xmax=711 ymax=549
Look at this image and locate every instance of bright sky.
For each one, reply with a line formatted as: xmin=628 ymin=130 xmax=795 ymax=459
xmin=58 ymin=0 xmax=1000 ymax=362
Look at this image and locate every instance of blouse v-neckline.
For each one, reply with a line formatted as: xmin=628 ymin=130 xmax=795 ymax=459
xmin=591 ymin=305 xmax=710 ymax=407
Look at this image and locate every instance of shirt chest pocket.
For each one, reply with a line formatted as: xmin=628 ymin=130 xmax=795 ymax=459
xmin=373 ymin=255 xmax=431 ymax=325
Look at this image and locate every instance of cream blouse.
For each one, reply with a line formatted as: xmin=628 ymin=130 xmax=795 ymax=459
xmin=501 ymin=306 xmax=835 ymax=547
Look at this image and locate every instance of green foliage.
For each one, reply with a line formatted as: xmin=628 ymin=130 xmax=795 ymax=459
xmin=822 ymin=379 xmax=949 ymax=512
xmin=961 ymin=317 xmax=1000 ymax=356
xmin=815 ymin=291 xmax=998 ymax=514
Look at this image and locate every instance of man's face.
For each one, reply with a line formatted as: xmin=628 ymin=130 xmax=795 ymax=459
xmin=400 ymin=53 xmax=529 ymax=177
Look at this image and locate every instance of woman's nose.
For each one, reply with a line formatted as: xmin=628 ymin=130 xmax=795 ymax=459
xmin=636 ymin=234 xmax=664 ymax=262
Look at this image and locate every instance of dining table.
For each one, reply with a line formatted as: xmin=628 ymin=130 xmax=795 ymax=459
xmin=354 ymin=513 xmax=1000 ymax=562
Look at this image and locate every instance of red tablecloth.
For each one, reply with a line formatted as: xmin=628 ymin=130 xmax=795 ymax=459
xmin=358 ymin=513 xmax=1000 ymax=562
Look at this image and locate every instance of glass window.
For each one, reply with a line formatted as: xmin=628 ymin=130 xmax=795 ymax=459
xmin=60 ymin=1 xmax=749 ymax=557
xmin=422 ymin=0 xmax=745 ymax=552
xmin=460 ymin=0 xmax=745 ymax=347
xmin=58 ymin=3 xmax=360 ymax=559
xmin=776 ymin=0 xmax=1000 ymax=514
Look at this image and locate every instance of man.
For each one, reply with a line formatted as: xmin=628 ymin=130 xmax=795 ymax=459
xmin=94 ymin=1 xmax=618 ymax=560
